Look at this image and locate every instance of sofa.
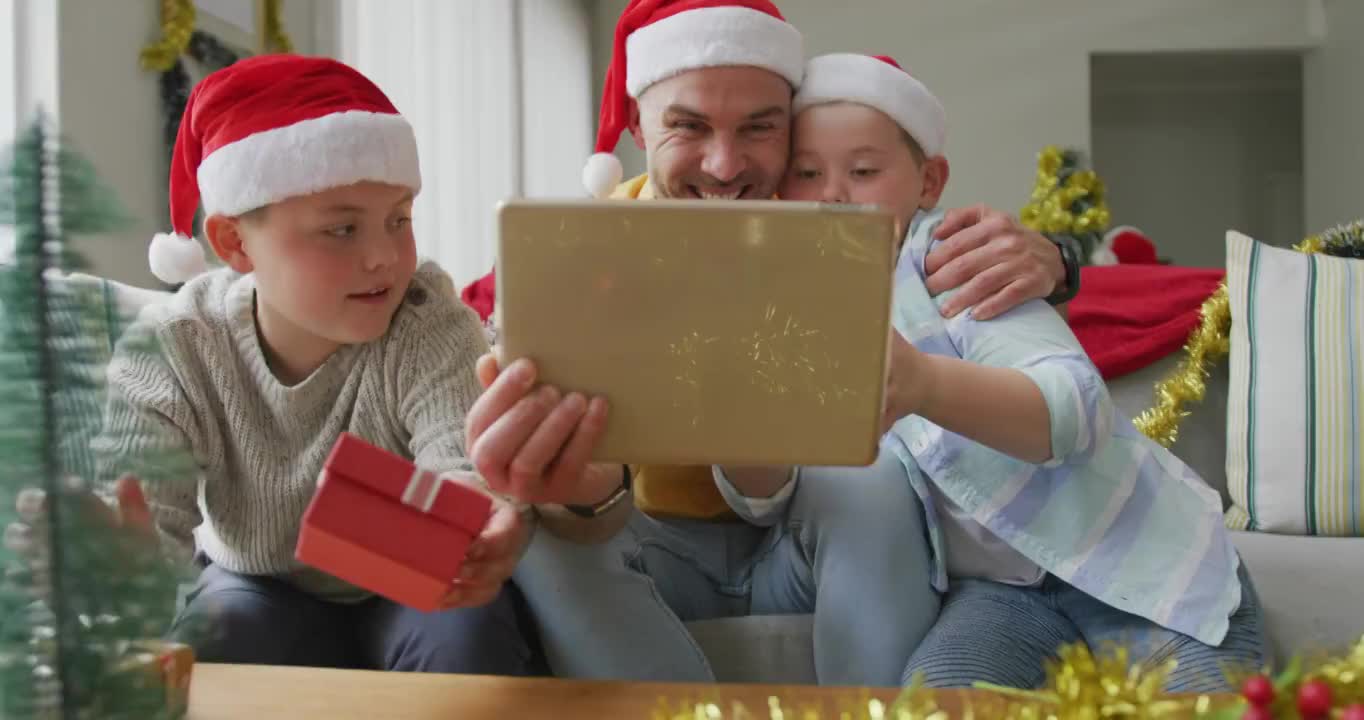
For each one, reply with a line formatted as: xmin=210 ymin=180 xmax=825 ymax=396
xmin=689 ymin=352 xmax=1364 ymax=684
xmin=71 ymin=273 xmax=1364 ymax=686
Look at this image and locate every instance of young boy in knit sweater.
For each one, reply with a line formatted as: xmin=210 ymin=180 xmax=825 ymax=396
xmin=58 ymin=56 xmax=542 ymax=673
xmin=776 ymin=53 xmax=1263 ymax=691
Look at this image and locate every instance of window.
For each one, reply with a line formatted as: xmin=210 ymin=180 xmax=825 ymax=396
xmin=1 ymin=0 xmax=57 ymax=265
xmin=1 ymin=0 xmax=16 ymax=262
xmin=336 ymin=0 xmax=593 ymax=292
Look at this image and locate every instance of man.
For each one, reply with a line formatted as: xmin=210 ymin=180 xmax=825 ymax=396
xmin=465 ymin=0 xmax=1080 ymax=685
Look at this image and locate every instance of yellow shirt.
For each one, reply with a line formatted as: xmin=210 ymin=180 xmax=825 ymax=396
xmin=613 ymin=173 xmax=736 ymax=521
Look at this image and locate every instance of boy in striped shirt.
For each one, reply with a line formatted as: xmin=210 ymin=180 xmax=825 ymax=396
xmin=775 ymin=52 xmax=1265 ymax=691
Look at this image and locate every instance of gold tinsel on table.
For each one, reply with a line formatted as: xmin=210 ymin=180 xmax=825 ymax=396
xmin=647 ymin=636 xmax=1364 ymax=718
xmin=1304 ymin=635 xmax=1364 ymax=708
xmin=967 ymin=642 xmax=1221 ymax=720
xmin=1133 ymin=219 xmax=1363 ymax=448
xmin=654 ymin=641 xmax=1233 ymax=719
xmin=1207 ymin=635 xmax=1364 ymax=719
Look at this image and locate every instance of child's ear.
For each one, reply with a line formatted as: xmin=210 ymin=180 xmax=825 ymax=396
xmin=919 ymin=156 xmax=951 ymax=210
xmin=627 ymin=99 xmax=645 ymax=150
xmin=203 ymin=214 xmax=255 ymax=274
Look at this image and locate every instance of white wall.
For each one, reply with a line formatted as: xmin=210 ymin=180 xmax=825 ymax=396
xmin=1304 ymin=0 xmax=1364 ymax=234
xmin=50 ymin=0 xmax=323 ymax=287
xmin=1090 ymin=53 xmax=1304 ymax=269
xmin=589 ymin=0 xmax=1315 ymax=215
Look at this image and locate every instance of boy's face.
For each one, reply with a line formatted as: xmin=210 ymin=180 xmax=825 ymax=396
xmin=780 ymin=102 xmax=948 ymax=238
xmin=630 ymin=66 xmax=793 ymax=201
xmin=209 ymin=181 xmax=418 ymax=371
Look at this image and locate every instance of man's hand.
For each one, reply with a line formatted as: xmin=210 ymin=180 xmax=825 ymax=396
xmin=465 ymin=354 xmax=618 ymax=507
xmin=440 ymin=499 xmax=531 ymax=609
xmin=924 ymin=205 xmax=1066 ymax=320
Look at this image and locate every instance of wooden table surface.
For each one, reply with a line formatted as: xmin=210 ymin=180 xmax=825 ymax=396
xmin=186 ymin=663 xmax=1233 ymax=719
xmin=187 ymin=663 xmax=916 ymax=719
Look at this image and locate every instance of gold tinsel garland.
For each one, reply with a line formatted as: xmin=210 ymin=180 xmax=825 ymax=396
xmin=140 ymin=0 xmax=294 ymax=71
xmin=655 ymin=640 xmax=1238 ymax=719
xmin=262 ymin=0 xmax=295 ymax=54
xmin=1132 ymin=283 xmax=1231 ymax=448
xmin=1019 ymin=146 xmax=1112 ymax=260
xmin=1133 ymin=219 xmax=1364 ymax=448
xmin=140 ymin=0 xmax=196 ymax=71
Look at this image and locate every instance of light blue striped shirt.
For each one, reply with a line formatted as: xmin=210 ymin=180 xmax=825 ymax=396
xmin=887 ymin=208 xmax=1242 ymax=646
xmin=716 ymin=208 xmax=1243 ymax=647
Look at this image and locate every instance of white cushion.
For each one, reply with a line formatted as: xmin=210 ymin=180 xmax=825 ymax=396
xmin=1224 ymin=231 xmax=1363 ymax=535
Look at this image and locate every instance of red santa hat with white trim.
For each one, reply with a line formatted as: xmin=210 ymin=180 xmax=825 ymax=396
xmin=793 ymin=53 xmax=947 ymax=158
xmin=149 ymin=54 xmax=421 ymax=284
xmin=582 ymin=0 xmax=806 ymax=198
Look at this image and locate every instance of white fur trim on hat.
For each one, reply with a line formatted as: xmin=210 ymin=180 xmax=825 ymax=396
xmin=197 ymin=110 xmax=421 ymax=217
xmin=148 ymin=232 xmax=208 ymax=284
xmin=582 ymin=152 xmax=624 ymax=199
xmin=625 ymin=7 xmax=804 ymax=98
xmin=794 ymin=53 xmax=947 ymax=156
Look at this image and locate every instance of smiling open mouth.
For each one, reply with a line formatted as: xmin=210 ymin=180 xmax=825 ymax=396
xmin=349 ymin=287 xmax=391 ymax=303
xmin=690 ymin=186 xmax=751 ymax=200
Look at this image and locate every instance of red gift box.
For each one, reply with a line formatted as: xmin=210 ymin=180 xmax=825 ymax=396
xmin=296 ymin=432 xmax=493 ymax=611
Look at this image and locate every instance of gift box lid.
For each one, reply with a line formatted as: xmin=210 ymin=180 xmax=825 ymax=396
xmin=322 ymin=433 xmax=492 ymax=535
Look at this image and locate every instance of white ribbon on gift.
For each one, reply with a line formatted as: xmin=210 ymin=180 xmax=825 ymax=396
xmin=401 ymin=468 xmax=442 ymax=513
xmin=400 ymin=467 xmax=480 ymax=513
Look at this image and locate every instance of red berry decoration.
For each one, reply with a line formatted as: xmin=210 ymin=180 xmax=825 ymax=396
xmin=1341 ymin=704 xmax=1364 ymax=720
xmin=1242 ymin=675 xmax=1276 ymax=707
xmin=1296 ymin=679 xmax=1334 ymax=719
xmin=1240 ymin=706 xmax=1274 ymax=720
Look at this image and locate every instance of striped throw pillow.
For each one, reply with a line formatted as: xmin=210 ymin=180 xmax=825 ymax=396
xmin=1225 ymin=230 xmax=1364 ymax=535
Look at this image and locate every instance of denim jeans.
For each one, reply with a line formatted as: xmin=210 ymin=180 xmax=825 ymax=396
xmin=902 ymin=562 xmax=1266 ymax=692
xmin=513 ymin=447 xmax=940 ymax=686
xmin=169 ymin=564 xmax=547 ymax=674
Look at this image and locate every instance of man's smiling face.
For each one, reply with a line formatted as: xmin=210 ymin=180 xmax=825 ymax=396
xmin=630 ymin=65 xmax=793 ymax=201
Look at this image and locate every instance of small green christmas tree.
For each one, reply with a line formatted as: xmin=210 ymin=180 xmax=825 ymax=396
xmin=0 ymin=115 xmax=194 ymax=719
xmin=1019 ymin=145 xmax=1113 ymax=265
xmin=1300 ymin=219 xmax=1364 ymax=259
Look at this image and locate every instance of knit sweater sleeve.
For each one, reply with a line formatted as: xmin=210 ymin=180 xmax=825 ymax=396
xmin=92 ymin=306 xmax=204 ymax=562
xmin=393 ymin=264 xmax=490 ymax=477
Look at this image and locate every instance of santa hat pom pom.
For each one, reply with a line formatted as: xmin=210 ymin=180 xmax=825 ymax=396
xmin=1090 ymin=246 xmax=1119 ymax=266
xmin=582 ymin=152 xmax=623 ymax=199
xmin=1109 ymin=227 xmax=1158 ymax=265
xmin=148 ymin=232 xmax=208 ymax=285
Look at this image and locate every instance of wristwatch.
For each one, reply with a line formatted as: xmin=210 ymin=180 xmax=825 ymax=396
xmin=563 ymin=464 xmax=633 ymax=518
xmin=1046 ymin=238 xmax=1081 ymax=305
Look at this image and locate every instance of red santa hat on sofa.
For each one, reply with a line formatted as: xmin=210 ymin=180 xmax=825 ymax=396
xmin=793 ymin=53 xmax=947 ymax=157
xmin=149 ymin=54 xmax=421 ymax=284
xmin=582 ymin=0 xmax=806 ymax=198
xmin=1091 ymin=225 xmax=1159 ymax=265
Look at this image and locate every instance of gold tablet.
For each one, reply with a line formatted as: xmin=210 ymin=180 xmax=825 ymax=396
xmin=495 ymin=199 xmax=895 ymax=467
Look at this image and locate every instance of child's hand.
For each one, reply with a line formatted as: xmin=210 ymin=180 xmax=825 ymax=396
xmin=4 ymin=476 xmax=160 ymax=586
xmin=881 ymin=329 xmax=930 ymax=435
xmin=5 ymin=475 xmax=157 ymax=550
xmin=439 ymin=498 xmax=532 ymax=610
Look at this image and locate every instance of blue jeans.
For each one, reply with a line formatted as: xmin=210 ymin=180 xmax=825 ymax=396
xmin=902 ymin=563 xmax=1265 ymax=692
xmin=513 ymin=448 xmax=940 ymax=686
xmin=170 ymin=564 xmax=547 ymax=674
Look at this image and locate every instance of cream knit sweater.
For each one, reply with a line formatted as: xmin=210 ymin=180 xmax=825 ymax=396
xmin=93 ymin=261 xmax=488 ymax=601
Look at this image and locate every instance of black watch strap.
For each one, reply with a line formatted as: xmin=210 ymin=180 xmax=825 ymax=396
xmin=563 ymin=464 xmax=632 ymax=518
xmin=1046 ymin=238 xmax=1081 ymax=305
